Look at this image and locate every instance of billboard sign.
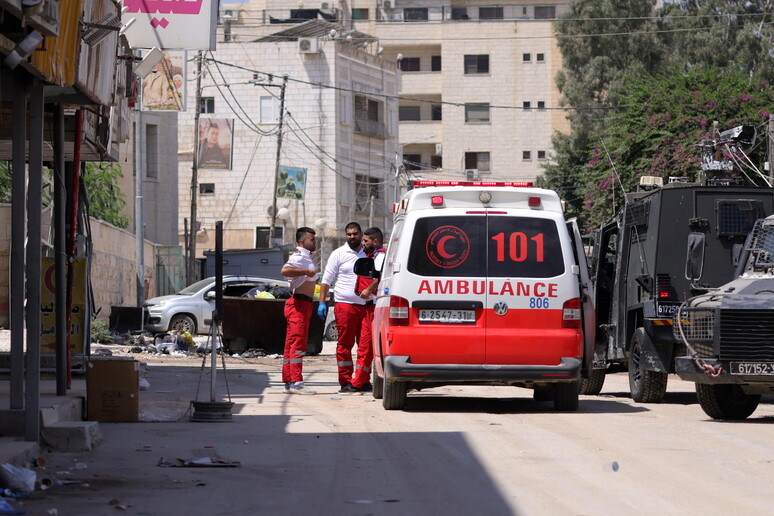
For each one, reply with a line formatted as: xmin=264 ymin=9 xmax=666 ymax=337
xmin=141 ymin=50 xmax=186 ymax=111
xmin=277 ymin=166 xmax=307 ymax=200
xmin=122 ymin=0 xmax=218 ymax=50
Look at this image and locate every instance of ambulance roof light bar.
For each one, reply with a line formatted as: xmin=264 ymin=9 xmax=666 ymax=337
xmin=409 ymin=180 xmax=534 ymax=189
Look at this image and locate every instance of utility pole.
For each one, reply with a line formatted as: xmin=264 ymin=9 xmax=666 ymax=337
xmin=768 ymin=115 xmax=774 ymax=185
xmin=189 ymin=51 xmax=203 ymax=284
xmin=269 ymin=75 xmax=288 ymax=247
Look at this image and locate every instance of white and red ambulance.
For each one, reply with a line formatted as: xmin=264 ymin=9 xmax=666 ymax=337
xmin=355 ymin=180 xmax=595 ymax=410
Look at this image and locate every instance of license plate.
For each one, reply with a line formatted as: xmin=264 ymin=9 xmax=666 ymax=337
xmin=657 ymin=303 xmax=679 ymax=317
xmin=418 ymin=309 xmax=475 ymax=324
xmin=730 ymin=362 xmax=774 ymax=375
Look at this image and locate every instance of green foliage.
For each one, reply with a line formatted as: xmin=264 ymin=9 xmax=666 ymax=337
xmin=0 ymin=162 xmax=9 ymax=203
xmin=578 ymin=67 xmax=774 ymax=230
xmin=90 ymin=316 xmax=114 ymax=344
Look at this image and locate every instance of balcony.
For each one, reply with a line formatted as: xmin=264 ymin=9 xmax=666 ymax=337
xmin=399 ymin=121 xmax=442 ymax=146
xmin=400 ymin=72 xmax=442 ymax=95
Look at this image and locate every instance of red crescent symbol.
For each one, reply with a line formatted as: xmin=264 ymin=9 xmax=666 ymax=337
xmin=437 ymin=235 xmax=455 ymax=259
xmin=44 ymin=263 xmax=56 ymax=293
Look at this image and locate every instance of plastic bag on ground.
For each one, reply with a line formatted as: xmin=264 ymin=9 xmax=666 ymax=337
xmin=0 ymin=463 xmax=36 ymax=493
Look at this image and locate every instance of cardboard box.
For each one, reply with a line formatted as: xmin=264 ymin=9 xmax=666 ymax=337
xmin=87 ymin=358 xmax=139 ymax=422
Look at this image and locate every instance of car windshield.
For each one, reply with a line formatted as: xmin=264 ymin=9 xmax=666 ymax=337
xmin=177 ymin=278 xmax=215 ymax=296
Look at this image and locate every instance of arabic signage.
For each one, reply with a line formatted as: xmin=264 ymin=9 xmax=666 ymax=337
xmin=277 ymin=166 xmax=307 ymax=200
xmin=40 ymin=258 xmax=86 ymax=355
xmin=122 ymin=0 xmax=218 ymax=50
xmin=141 ymin=50 xmax=186 ymax=111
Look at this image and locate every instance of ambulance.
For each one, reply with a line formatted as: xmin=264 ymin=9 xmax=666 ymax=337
xmin=355 ymin=181 xmax=595 ymax=410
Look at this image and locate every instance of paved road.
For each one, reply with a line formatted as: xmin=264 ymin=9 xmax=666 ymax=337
xmin=12 ymin=348 xmax=774 ymax=516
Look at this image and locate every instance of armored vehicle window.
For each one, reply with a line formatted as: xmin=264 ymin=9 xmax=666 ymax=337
xmin=716 ymin=199 xmax=764 ymax=236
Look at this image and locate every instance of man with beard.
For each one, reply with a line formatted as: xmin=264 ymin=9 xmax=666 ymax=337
xmin=317 ymin=222 xmax=367 ymax=392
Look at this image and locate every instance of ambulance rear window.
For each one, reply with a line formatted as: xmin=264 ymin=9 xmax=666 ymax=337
xmin=407 ymin=215 xmax=564 ymax=278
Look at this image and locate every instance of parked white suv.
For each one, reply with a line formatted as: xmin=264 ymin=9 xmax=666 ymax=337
xmin=143 ymin=276 xmax=289 ymax=334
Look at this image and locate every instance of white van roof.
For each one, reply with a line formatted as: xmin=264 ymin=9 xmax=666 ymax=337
xmin=393 ymin=181 xmax=564 ymax=216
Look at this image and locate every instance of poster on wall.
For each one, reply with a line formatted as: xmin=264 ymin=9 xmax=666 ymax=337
xmin=277 ymin=166 xmax=307 ymax=200
xmin=122 ymin=0 xmax=218 ymax=50
xmin=141 ymin=50 xmax=187 ymax=111
xmin=40 ymin=258 xmax=87 ymax=355
xmin=198 ymin=118 xmax=234 ymax=169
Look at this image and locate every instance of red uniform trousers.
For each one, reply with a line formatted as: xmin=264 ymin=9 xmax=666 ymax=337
xmin=352 ymin=303 xmax=375 ymax=388
xmin=282 ymin=296 xmax=313 ymax=384
xmin=334 ymin=302 xmax=366 ymax=386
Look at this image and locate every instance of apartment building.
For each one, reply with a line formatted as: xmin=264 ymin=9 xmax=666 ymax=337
xmin=177 ymin=20 xmax=399 ymax=258
xmin=220 ymin=0 xmax=569 ymax=182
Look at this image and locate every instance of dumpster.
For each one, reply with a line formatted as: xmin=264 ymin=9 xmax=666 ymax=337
xmin=221 ymin=297 xmax=325 ymax=355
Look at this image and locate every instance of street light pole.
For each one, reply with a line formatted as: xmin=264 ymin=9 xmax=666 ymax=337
xmin=189 ymin=51 xmax=203 ymax=285
xmin=269 ymin=75 xmax=288 ymax=247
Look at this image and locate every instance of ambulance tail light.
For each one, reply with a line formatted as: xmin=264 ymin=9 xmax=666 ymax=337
xmin=389 ymin=296 xmax=410 ymax=326
xmin=562 ymin=298 xmax=582 ymax=328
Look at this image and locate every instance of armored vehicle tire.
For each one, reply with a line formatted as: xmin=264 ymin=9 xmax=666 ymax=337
xmin=695 ymin=383 xmax=760 ymax=420
xmin=553 ymin=381 xmax=580 ymax=411
xmin=383 ymin=379 xmax=408 ymax=410
xmin=580 ymin=368 xmax=606 ymax=395
xmin=533 ymin=386 xmax=554 ymax=402
xmin=169 ymin=314 xmax=196 ymax=334
xmin=628 ymin=328 xmax=667 ymax=403
xmin=372 ymin=368 xmax=384 ymax=400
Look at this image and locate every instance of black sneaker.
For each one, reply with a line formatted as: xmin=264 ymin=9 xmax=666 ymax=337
xmin=339 ymin=383 xmax=356 ymax=393
xmin=358 ymin=382 xmax=373 ymax=392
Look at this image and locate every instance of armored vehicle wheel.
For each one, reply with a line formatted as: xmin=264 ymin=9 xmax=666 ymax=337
xmin=580 ymin=368 xmax=606 ymax=395
xmin=628 ymin=328 xmax=667 ymax=403
xmin=553 ymin=381 xmax=580 ymax=411
xmin=169 ymin=314 xmax=196 ymax=334
xmin=372 ymin=367 xmax=384 ymax=400
xmin=383 ymin=379 xmax=408 ymax=410
xmin=695 ymin=383 xmax=760 ymax=420
xmin=533 ymin=385 xmax=553 ymax=402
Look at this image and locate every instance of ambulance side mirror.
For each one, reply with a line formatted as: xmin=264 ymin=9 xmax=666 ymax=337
xmin=354 ymin=257 xmax=380 ymax=280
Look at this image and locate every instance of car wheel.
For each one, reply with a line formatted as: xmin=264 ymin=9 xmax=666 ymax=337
xmin=553 ymin=381 xmax=580 ymax=411
xmin=628 ymin=328 xmax=667 ymax=403
xmin=696 ymin=383 xmax=760 ymax=420
xmin=533 ymin=385 xmax=553 ymax=402
xmin=372 ymin=366 xmax=384 ymax=400
xmin=383 ymin=379 xmax=408 ymax=410
xmin=324 ymin=320 xmax=338 ymax=341
xmin=169 ymin=314 xmax=196 ymax=334
xmin=580 ymin=368 xmax=606 ymax=395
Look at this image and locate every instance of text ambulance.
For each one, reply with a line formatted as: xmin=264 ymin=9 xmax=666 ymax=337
xmin=355 ymin=181 xmax=595 ymax=410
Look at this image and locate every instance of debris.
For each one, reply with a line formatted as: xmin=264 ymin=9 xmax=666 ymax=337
xmin=139 ymin=377 xmax=150 ymax=391
xmin=0 ymin=463 xmax=36 ymax=493
xmin=603 ymin=461 xmax=620 ymax=472
xmin=74 ymin=463 xmax=88 ymax=470
xmin=157 ymin=456 xmax=241 ymax=468
xmin=92 ymin=348 xmax=113 ymax=357
xmin=0 ymin=498 xmax=25 ymax=515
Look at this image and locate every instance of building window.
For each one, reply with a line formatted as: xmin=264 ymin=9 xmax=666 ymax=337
xmin=354 ymin=95 xmax=385 ymax=138
xmin=536 ymin=53 xmax=545 ymax=62
xmin=465 ymin=151 xmax=490 ymax=172
xmin=400 ymin=57 xmax=421 ymax=72
xmin=431 ymin=155 xmax=442 ymax=169
xmin=451 ymin=7 xmax=468 ymax=19
xmin=479 ymin=6 xmax=503 ymax=19
xmin=404 ymin=7 xmax=428 ymax=21
xmin=352 ymin=8 xmax=368 ymax=20
xmin=260 ymin=96 xmax=279 ymax=123
xmin=355 ymin=174 xmax=382 ymax=212
xmin=465 ymin=103 xmax=490 ymax=123
xmin=403 ymin=154 xmax=422 ymax=170
xmin=535 ymin=6 xmax=556 ymax=19
xmin=523 ymin=53 xmax=531 ymax=62
xmin=464 ymin=54 xmax=489 ymax=74
xmin=199 ymin=183 xmax=215 ymax=194
xmin=145 ymin=124 xmax=158 ymax=179
xmin=255 ymin=226 xmax=284 ymax=249
xmin=431 ymin=104 xmax=442 ymax=121
xmin=200 ymin=97 xmax=215 ymax=113
xmin=523 ymin=101 xmax=531 ymax=109
xmin=431 ymin=55 xmax=442 ymax=71
xmin=399 ymin=105 xmax=421 ymax=121
xmin=537 ymin=101 xmax=545 ymax=109
xmin=523 ymin=150 xmax=532 ymax=160
xmin=537 ymin=150 xmax=546 ymax=160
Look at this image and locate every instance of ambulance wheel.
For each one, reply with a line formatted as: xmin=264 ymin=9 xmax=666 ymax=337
xmin=383 ymin=379 xmax=408 ymax=410
xmin=533 ymin=386 xmax=553 ymax=402
xmin=580 ymin=368 xmax=606 ymax=395
xmin=372 ymin=368 xmax=384 ymax=400
xmin=553 ymin=381 xmax=580 ymax=411
xmin=695 ymin=383 xmax=760 ymax=420
xmin=628 ymin=328 xmax=667 ymax=403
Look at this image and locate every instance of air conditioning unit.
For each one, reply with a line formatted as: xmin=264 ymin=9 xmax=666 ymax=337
xmin=320 ymin=2 xmax=331 ymax=9
xmin=465 ymin=169 xmax=479 ymax=180
xmin=298 ymin=37 xmax=320 ymax=54
xmin=384 ymin=0 xmax=395 ymax=9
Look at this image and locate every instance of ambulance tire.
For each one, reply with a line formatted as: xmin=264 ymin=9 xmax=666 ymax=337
xmin=372 ymin=368 xmax=384 ymax=400
xmin=383 ymin=379 xmax=408 ymax=410
xmin=695 ymin=383 xmax=760 ymax=420
xmin=580 ymin=369 xmax=606 ymax=395
xmin=533 ymin=386 xmax=554 ymax=402
xmin=628 ymin=328 xmax=667 ymax=403
xmin=553 ymin=381 xmax=580 ymax=411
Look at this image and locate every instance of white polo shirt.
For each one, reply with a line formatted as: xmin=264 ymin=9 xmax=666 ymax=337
xmin=321 ymin=243 xmax=366 ymax=305
xmin=284 ymin=247 xmax=318 ymax=291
